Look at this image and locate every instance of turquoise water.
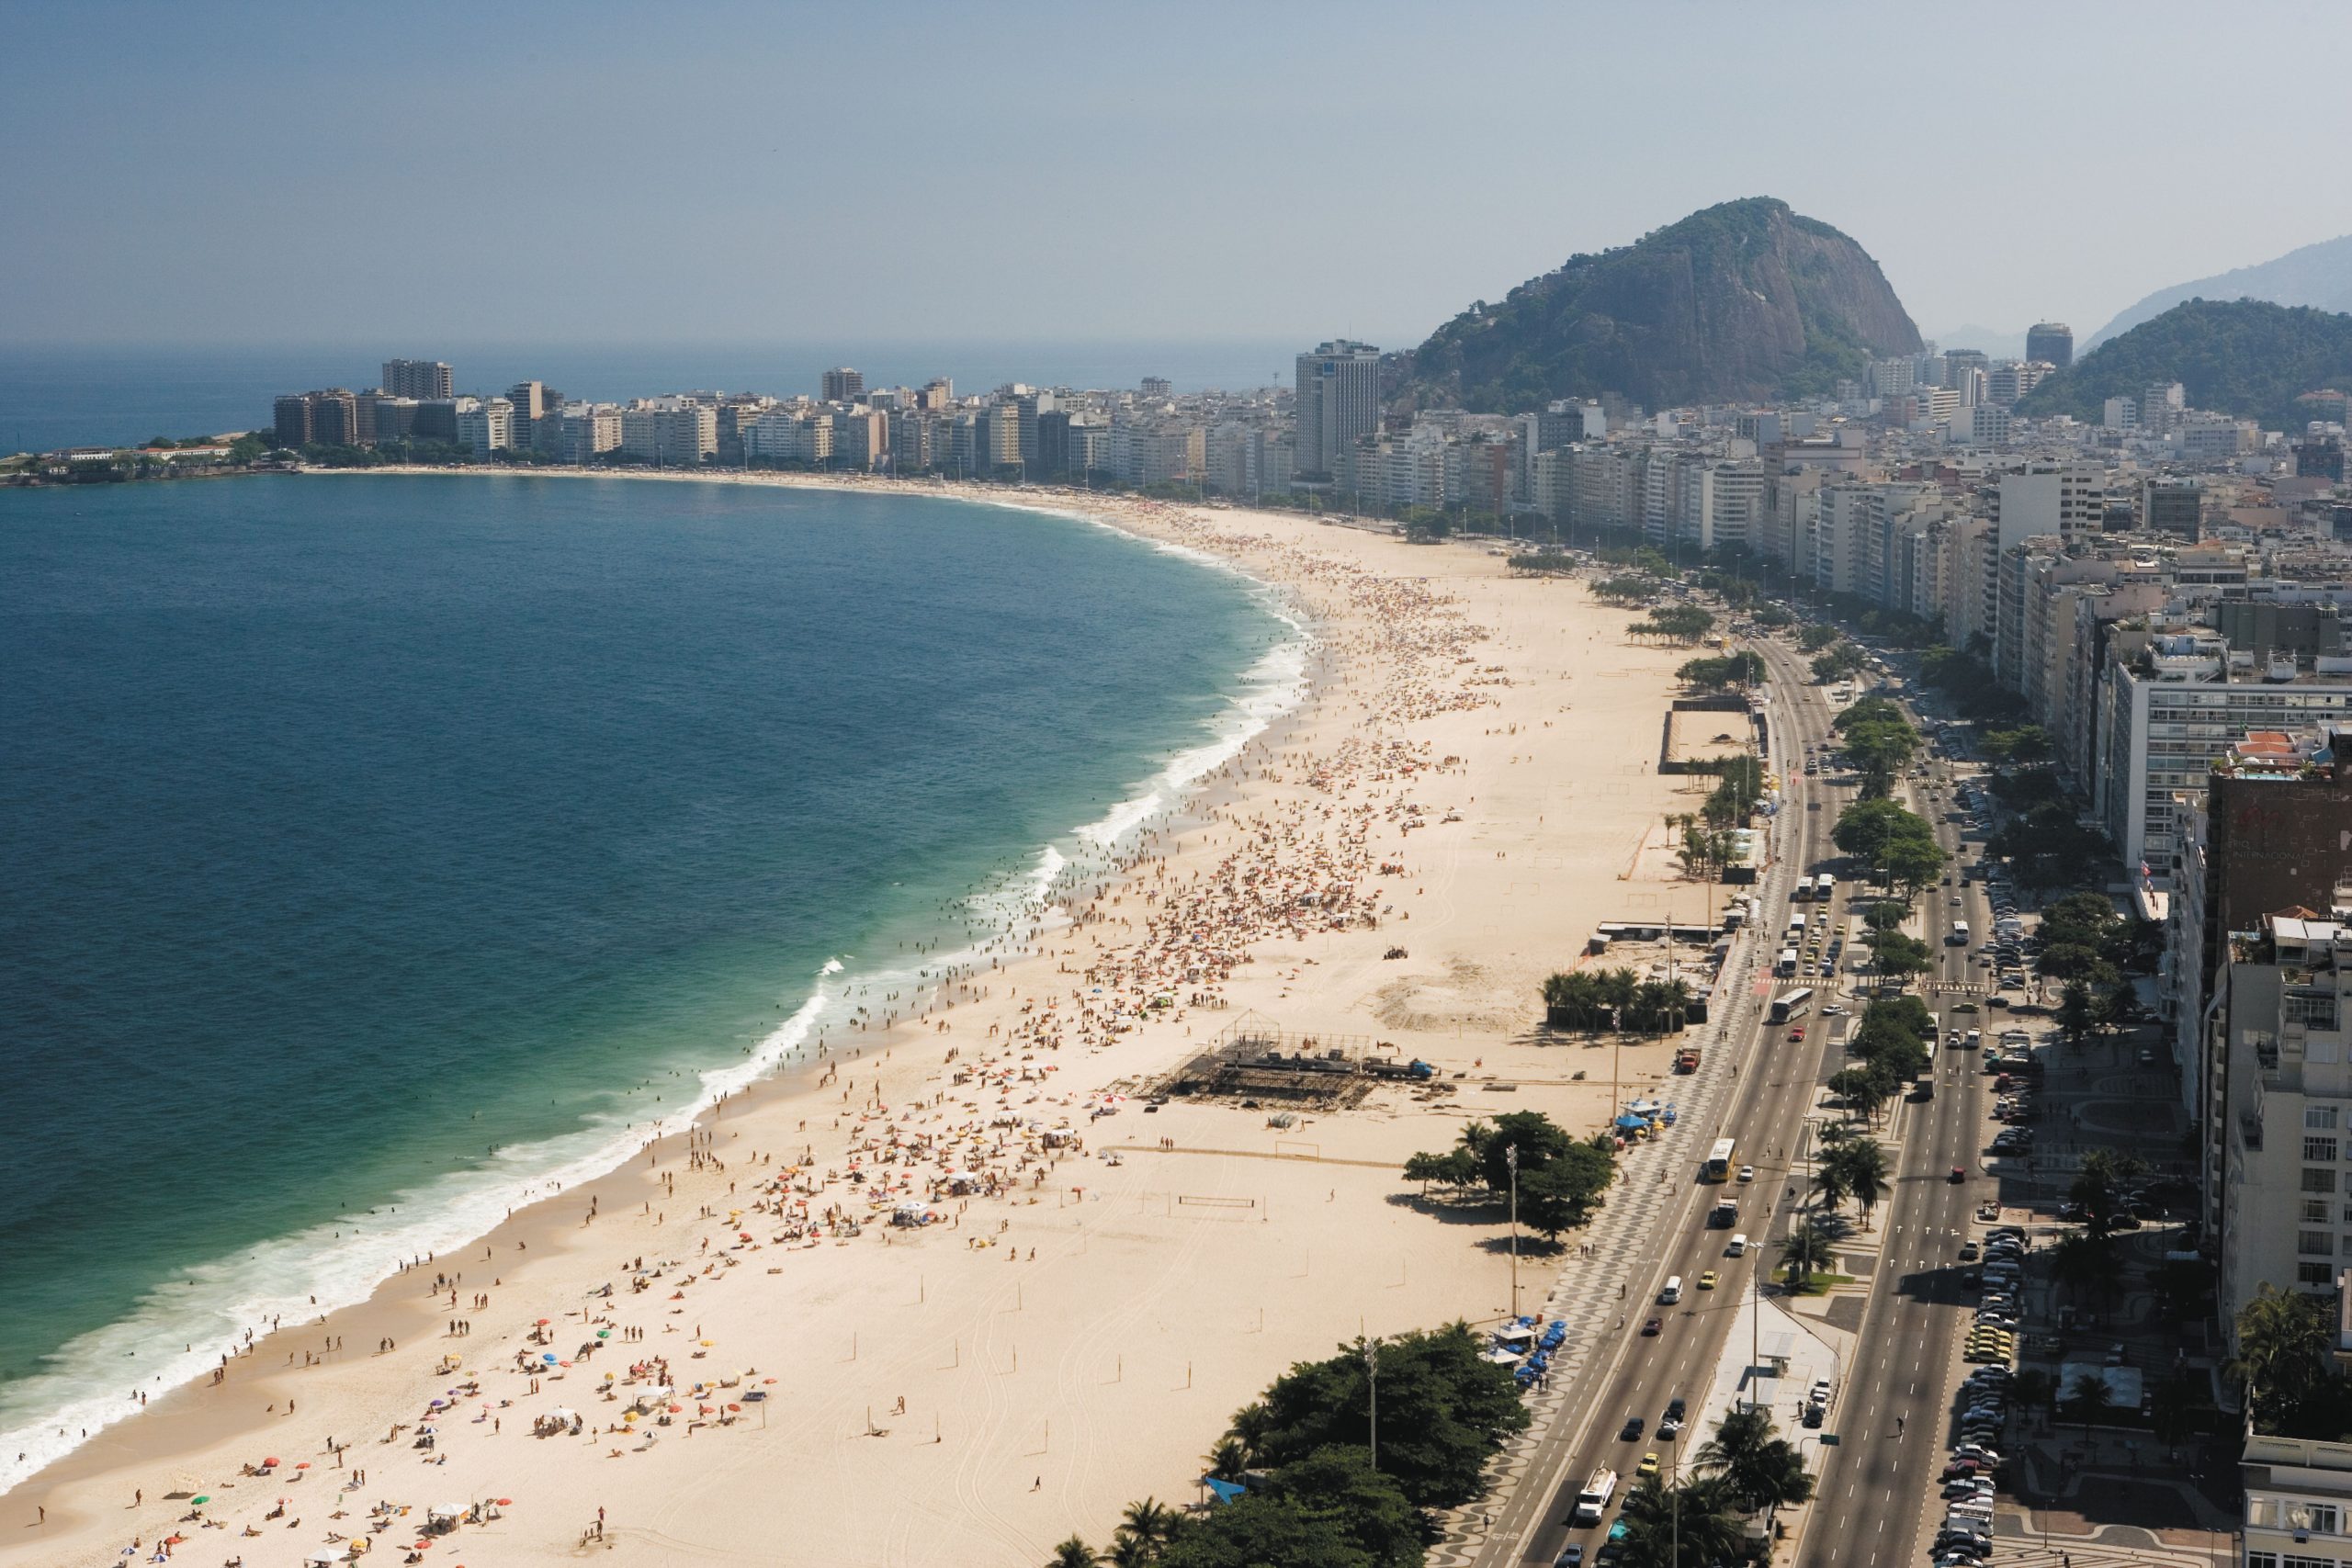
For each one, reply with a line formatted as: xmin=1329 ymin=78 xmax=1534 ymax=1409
xmin=0 ymin=473 xmax=1298 ymax=1488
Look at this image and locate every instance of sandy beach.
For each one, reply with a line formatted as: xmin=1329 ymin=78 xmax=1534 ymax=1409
xmin=4 ymin=474 xmax=1719 ymax=1568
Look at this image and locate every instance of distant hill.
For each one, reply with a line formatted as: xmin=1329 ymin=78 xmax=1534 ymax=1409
xmin=2016 ymin=298 xmax=2352 ymax=431
xmin=1390 ymin=197 xmax=1921 ymax=414
xmin=2085 ymin=232 xmax=2352 ymax=351
xmin=1932 ymin=324 xmax=2030 ymax=360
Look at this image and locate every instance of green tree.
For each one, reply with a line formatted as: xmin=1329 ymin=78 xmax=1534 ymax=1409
xmin=2057 ymin=980 xmax=2102 ymax=1049
xmin=1046 ymin=1537 xmax=1099 ymax=1568
xmin=1826 ymin=1136 xmax=1888 ymax=1229
xmin=2233 ymin=1283 xmax=2334 ymax=1433
xmin=1779 ymin=1220 xmax=1833 ymax=1294
xmin=1117 ymin=1497 xmax=1179 ymax=1556
xmin=1826 ymin=1066 xmax=1893 ymax=1122
xmin=1204 ymin=1435 xmax=1250 ymax=1482
xmin=1864 ymin=930 xmax=1933 ymax=986
xmin=1797 ymin=625 xmax=1841 ymax=653
xmin=1249 ymin=1326 xmax=1530 ymax=1508
xmin=2061 ymin=1371 xmax=2115 ymax=1440
xmin=1255 ymin=1446 xmax=1423 ymax=1568
xmin=1693 ymin=1404 xmax=1815 ymax=1515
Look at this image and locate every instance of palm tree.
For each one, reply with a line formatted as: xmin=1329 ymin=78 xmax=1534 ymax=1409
xmin=1807 ymin=1156 xmax=1850 ymax=1215
xmin=1833 ymin=1138 xmax=1888 ymax=1232
xmin=1779 ymin=1218 xmax=1832 ymax=1292
xmin=1101 ymin=1540 xmax=1152 ymax=1568
xmin=2232 ymin=1282 xmax=2333 ymax=1430
xmin=1225 ymin=1400 xmax=1273 ymax=1459
xmin=2049 ymin=1233 xmax=2114 ymax=1311
xmin=1046 ymin=1537 xmax=1096 ymax=1568
xmin=1204 ymin=1435 xmax=1250 ymax=1482
xmin=1116 ymin=1498 xmax=1175 ymax=1556
xmin=2061 ymin=1371 xmax=2114 ymax=1442
xmin=1695 ymin=1405 xmax=1814 ymax=1515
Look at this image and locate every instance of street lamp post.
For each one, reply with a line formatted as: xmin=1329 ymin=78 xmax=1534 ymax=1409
xmin=1507 ymin=1145 xmax=1521 ymax=1319
xmin=1364 ymin=1337 xmax=1380 ymax=1472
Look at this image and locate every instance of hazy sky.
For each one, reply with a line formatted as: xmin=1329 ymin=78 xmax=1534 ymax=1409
xmin=6 ymin=0 xmax=2346 ymax=353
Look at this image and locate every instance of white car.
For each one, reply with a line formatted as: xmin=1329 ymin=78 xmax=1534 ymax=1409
xmin=1737 ymin=1164 xmax=1756 ymax=1182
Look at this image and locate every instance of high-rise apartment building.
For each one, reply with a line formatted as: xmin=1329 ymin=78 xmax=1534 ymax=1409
xmin=820 ymin=367 xmax=864 ymax=402
xmin=507 ymin=382 xmax=550 ymax=448
xmin=454 ymin=397 xmax=514 ymax=455
xmin=273 ymin=394 xmax=314 ymax=447
xmin=1294 ymin=340 xmax=1381 ymax=479
xmin=381 ymin=359 xmax=454 ymax=400
xmin=2214 ymin=910 xmax=2352 ymax=1336
xmin=2098 ymin=634 xmax=2352 ymax=878
xmin=2024 ymin=321 xmax=2074 ymax=368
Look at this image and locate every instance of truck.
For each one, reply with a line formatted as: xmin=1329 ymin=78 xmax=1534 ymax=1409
xmin=1674 ymin=1047 xmax=1702 ymax=1074
xmin=1709 ymin=1197 xmax=1739 ymax=1227
xmin=1572 ymin=1467 xmax=1619 ymax=1525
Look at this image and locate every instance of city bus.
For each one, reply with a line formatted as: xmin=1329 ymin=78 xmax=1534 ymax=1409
xmin=1769 ymin=987 xmax=1816 ymax=1025
xmin=1704 ymin=1137 xmax=1737 ymax=1182
xmin=1949 ymin=918 xmax=1971 ymax=946
xmin=1814 ymin=873 xmax=1837 ymax=902
xmin=1776 ymin=947 xmax=1799 ymax=977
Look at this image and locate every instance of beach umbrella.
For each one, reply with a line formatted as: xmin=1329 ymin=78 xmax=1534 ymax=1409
xmin=263 ymin=1457 xmax=281 ymax=1467
xmin=596 ymin=1330 xmax=610 ymax=1338
xmin=541 ymin=1353 xmax=558 ymax=1363
xmin=497 ymin=1499 xmax=513 ymax=1506
xmin=726 ymin=1403 xmax=741 ymax=1412
xmin=698 ymin=1339 xmax=713 ymax=1347
xmin=191 ymin=1496 xmax=209 ymax=1506
xmin=536 ymin=1318 xmax=550 ymax=1325
xmin=763 ymin=1377 xmax=776 ymax=1384
xmin=667 ymin=1404 xmax=683 ymax=1413
xmin=296 ymin=1461 xmax=311 ymax=1470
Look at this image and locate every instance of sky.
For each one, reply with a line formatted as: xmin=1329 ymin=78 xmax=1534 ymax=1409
xmin=5 ymin=0 xmax=2348 ymax=355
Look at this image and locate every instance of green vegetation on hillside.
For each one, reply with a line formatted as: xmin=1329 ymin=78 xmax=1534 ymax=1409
xmin=2018 ymin=298 xmax=2352 ymax=431
xmin=1395 ymin=197 xmax=1920 ymax=413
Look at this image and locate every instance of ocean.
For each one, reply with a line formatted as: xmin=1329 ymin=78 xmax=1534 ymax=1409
xmin=0 ymin=341 xmax=1301 ymax=454
xmin=0 ymin=471 xmax=1304 ymax=1492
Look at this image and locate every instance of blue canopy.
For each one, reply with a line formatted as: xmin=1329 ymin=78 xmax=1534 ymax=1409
xmin=1202 ymin=1477 xmax=1247 ymax=1506
xmin=1613 ymin=1114 xmax=1648 ymax=1130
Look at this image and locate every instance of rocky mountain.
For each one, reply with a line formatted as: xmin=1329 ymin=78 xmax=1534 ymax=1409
xmin=2084 ymin=231 xmax=2352 ymax=352
xmin=1390 ymin=197 xmax=1920 ymax=414
xmin=2017 ymin=298 xmax=2352 ymax=431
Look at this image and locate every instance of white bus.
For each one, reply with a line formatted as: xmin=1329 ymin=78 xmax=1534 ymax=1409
xmin=1769 ymin=987 xmax=1815 ymax=1025
xmin=1948 ymin=919 xmax=1970 ymax=946
xmin=1573 ymin=1467 xmax=1619 ymax=1525
xmin=1814 ymin=873 xmax=1837 ymax=902
xmin=1776 ymin=947 xmax=1799 ymax=977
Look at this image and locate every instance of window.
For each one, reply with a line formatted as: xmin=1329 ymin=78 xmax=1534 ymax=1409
xmin=2284 ymin=1555 xmax=2333 ymax=1568
xmin=2306 ymin=1200 xmax=2331 ymax=1223
xmin=2308 ymin=1505 xmax=2343 ymax=1534
xmin=2306 ymin=1168 xmax=2339 ymax=1194
xmin=2300 ymin=1261 xmax=2335 ymax=1286
xmin=2311 ymin=1107 xmax=2340 ymax=1131
xmin=2308 ymin=1138 xmax=2341 ymax=1162
xmin=2299 ymin=1231 xmax=2335 ymax=1257
xmin=2244 ymin=1553 xmax=2277 ymax=1568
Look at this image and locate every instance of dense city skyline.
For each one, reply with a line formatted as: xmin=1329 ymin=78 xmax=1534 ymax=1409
xmin=4 ymin=1 xmax=2346 ymax=350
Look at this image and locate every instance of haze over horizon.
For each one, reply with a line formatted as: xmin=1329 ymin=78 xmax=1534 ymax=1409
xmin=6 ymin=0 xmax=2348 ymax=360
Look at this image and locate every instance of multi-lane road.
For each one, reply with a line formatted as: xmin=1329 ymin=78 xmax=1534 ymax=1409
xmin=1794 ymin=723 xmax=2001 ymax=1568
xmin=1476 ymin=638 xmax=2005 ymax=1568
xmin=1476 ymin=637 xmax=1870 ymax=1567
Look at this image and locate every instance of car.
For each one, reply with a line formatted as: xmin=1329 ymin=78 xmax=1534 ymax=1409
xmin=1977 ymin=1201 xmax=2002 ymax=1221
xmin=1737 ymin=1164 xmax=1756 ymax=1182
xmin=1665 ymin=1396 xmax=1687 ymax=1422
xmin=1809 ymin=1378 xmax=1832 ymax=1405
xmin=1698 ymin=1270 xmax=1719 ymax=1291
xmin=1641 ymin=1316 xmax=1662 ymax=1337
xmin=1787 ymin=1026 xmax=1806 ymax=1042
xmin=1800 ymin=1402 xmax=1824 ymax=1427
xmin=1635 ymin=1452 xmax=1660 ymax=1481
xmin=1554 ymin=1549 xmax=1586 ymax=1568
xmin=1950 ymin=1165 xmax=1966 ymax=1183
xmin=1821 ymin=1002 xmax=1845 ymax=1016
xmin=1958 ymin=1241 xmax=1980 ymax=1261
xmin=2137 ymin=1047 xmax=2155 ymax=1066
xmin=1657 ymin=1414 xmax=1682 ymax=1439
xmin=1621 ymin=1416 xmax=1645 ymax=1440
